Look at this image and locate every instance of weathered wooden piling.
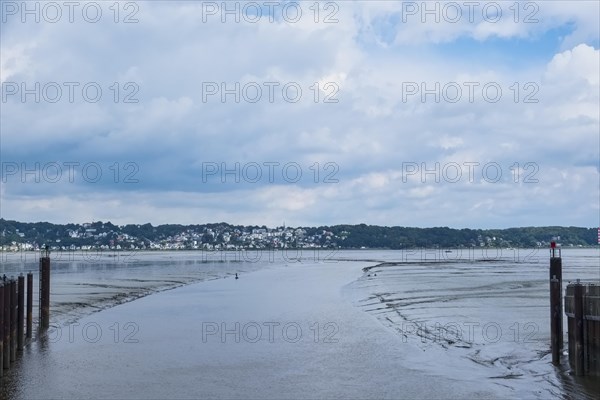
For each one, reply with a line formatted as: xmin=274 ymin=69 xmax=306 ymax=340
xmin=573 ymin=282 xmax=585 ymax=375
xmin=39 ymin=248 xmax=51 ymax=330
xmin=10 ymin=277 xmax=18 ymax=362
xmin=26 ymin=272 xmax=33 ymax=340
xmin=565 ymin=281 xmax=600 ymax=377
xmin=2 ymin=278 xmax=9 ymax=369
xmin=585 ymin=284 xmax=600 ymax=376
xmin=550 ymin=274 xmax=561 ymax=364
xmin=17 ymin=275 xmax=24 ymax=352
xmin=10 ymin=279 xmax=17 ymax=362
xmin=550 ymin=257 xmax=563 ymax=349
xmin=0 ymin=271 xmax=41 ymax=377
xmin=0 ymin=284 xmax=4 ymax=377
xmin=549 ymin=242 xmax=563 ymax=364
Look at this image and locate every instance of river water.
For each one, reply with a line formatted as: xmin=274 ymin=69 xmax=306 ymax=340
xmin=0 ymin=248 xmax=598 ymax=399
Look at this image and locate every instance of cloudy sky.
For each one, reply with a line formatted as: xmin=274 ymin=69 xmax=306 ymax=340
xmin=1 ymin=0 xmax=598 ymax=228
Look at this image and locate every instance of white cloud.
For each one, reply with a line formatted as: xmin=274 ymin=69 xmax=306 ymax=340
xmin=0 ymin=1 xmax=598 ymax=228
xmin=545 ymin=44 xmax=600 ymax=85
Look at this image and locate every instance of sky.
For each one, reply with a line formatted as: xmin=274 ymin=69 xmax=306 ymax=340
xmin=0 ymin=0 xmax=599 ymax=228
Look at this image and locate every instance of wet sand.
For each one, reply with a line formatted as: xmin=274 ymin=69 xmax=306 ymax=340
xmin=349 ymin=250 xmax=600 ymax=399
xmin=1 ymin=251 xmax=267 ymax=324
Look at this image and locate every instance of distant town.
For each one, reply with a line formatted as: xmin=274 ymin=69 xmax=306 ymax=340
xmin=1 ymin=219 xmax=597 ymax=252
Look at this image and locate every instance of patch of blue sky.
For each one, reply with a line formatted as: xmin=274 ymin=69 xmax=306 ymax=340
xmin=428 ymin=24 xmax=581 ymax=66
xmin=356 ymin=17 xmax=588 ymax=68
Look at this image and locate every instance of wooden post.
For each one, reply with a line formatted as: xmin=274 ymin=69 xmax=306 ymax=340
xmin=549 ymin=242 xmax=562 ymax=364
xmin=587 ymin=284 xmax=600 ymax=376
xmin=550 ymin=273 xmax=561 ymax=364
xmin=17 ymin=275 xmax=24 ymax=352
xmin=0 ymin=284 xmax=4 ymax=377
xmin=3 ymin=278 xmax=9 ymax=369
xmin=10 ymin=279 xmax=16 ymax=362
xmin=40 ymin=249 xmax=51 ymax=330
xmin=573 ymin=281 xmax=585 ymax=376
xmin=550 ymin=256 xmax=563 ymax=349
xmin=26 ymin=272 xmax=33 ymax=340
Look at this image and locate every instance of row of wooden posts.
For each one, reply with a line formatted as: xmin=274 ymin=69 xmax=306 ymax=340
xmin=0 ymin=253 xmax=50 ymax=378
xmin=549 ymin=243 xmax=600 ymax=377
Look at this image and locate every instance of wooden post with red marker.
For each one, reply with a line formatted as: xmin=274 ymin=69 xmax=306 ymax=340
xmin=549 ymin=240 xmax=562 ymax=364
